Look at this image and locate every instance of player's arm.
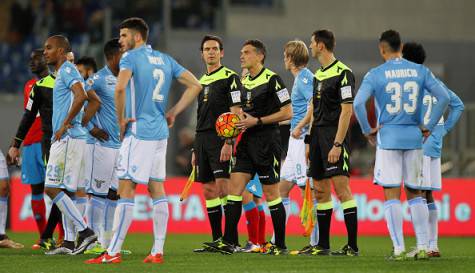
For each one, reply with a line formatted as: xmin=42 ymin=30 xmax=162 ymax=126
xmin=328 ymin=71 xmax=355 ymax=163
xmin=354 ymin=72 xmax=377 ymax=145
xmin=166 ymin=70 xmax=202 ymax=127
xmin=220 ymin=74 xmax=243 ymax=162
xmin=292 ymin=98 xmax=313 ymax=139
xmin=8 ymin=85 xmax=42 ymax=164
xmin=423 ymin=69 xmax=449 ymax=134
xmin=443 ymin=89 xmax=464 ymax=134
xmin=55 ymin=82 xmax=87 ymax=140
xmin=115 ymin=69 xmax=133 ymax=139
xmin=82 ymin=89 xmax=102 ymax=127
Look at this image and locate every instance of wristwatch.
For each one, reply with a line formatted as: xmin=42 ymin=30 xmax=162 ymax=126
xmin=333 ymin=142 xmax=342 ymax=147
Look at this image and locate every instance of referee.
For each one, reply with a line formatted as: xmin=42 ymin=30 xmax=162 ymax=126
xmin=206 ymin=39 xmax=292 ymax=255
xmin=306 ymin=30 xmax=358 ymax=256
xmin=192 ymin=35 xmax=242 ymax=251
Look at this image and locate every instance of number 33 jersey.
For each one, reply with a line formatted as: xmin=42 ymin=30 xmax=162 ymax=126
xmin=120 ymin=45 xmax=186 ymax=140
xmin=356 ymin=58 xmax=447 ymax=150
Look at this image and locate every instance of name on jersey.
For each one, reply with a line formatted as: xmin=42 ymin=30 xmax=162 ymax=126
xmin=384 ymin=69 xmax=418 ymax=79
xmin=148 ymin=56 xmax=164 ymax=65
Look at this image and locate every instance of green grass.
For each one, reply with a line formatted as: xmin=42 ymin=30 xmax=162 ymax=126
xmin=0 ymin=232 xmax=474 ymax=273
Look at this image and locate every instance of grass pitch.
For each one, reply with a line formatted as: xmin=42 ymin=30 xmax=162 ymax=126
xmin=0 ymin=232 xmax=474 ymax=273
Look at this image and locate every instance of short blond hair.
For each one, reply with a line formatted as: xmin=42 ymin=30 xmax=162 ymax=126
xmin=284 ymin=40 xmax=309 ymax=67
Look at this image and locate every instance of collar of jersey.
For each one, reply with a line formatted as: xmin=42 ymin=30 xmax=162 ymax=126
xmin=248 ymin=67 xmax=266 ymax=81
xmin=319 ymin=59 xmax=339 ymax=72
xmin=205 ymin=65 xmax=224 ymax=76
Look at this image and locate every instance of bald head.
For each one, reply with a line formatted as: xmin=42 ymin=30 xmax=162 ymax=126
xmin=49 ymin=35 xmax=71 ymax=52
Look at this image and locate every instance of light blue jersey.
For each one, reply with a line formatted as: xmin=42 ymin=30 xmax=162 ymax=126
xmin=121 ymin=45 xmax=186 ymax=140
xmin=290 ymin=68 xmax=313 ymax=135
xmin=52 ymin=61 xmax=87 ymax=140
xmin=85 ymin=66 xmax=121 ymax=149
xmin=422 ymin=82 xmax=464 ymax=158
xmin=354 ymin=58 xmax=449 ymax=150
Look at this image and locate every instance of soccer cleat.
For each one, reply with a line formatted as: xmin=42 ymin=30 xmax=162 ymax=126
xmin=32 ymin=238 xmax=55 ymax=250
xmin=428 ymin=250 xmax=441 ymax=258
xmin=309 ymin=245 xmax=331 ymax=256
xmin=263 ymin=244 xmax=289 ymax=256
xmin=84 ymin=242 xmax=107 ymax=255
xmin=414 ymin=249 xmax=429 ymax=260
xmin=143 ymin=253 xmax=164 ymax=264
xmin=72 ymin=228 xmax=97 ymax=255
xmin=331 ymin=244 xmax=359 ymax=256
xmin=85 ymin=252 xmax=122 ymax=264
xmin=193 ymin=245 xmax=218 ymax=253
xmin=260 ymin=242 xmax=272 ymax=253
xmin=240 ymin=241 xmax=261 ymax=253
xmin=0 ymin=238 xmax=24 ymax=249
xmin=45 ymin=246 xmax=73 ymax=255
xmin=290 ymin=244 xmax=315 ymax=255
xmin=386 ymin=251 xmax=407 ymax=261
xmin=203 ymin=238 xmax=234 ymax=255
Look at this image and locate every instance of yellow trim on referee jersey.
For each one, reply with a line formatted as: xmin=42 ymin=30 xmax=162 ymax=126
xmin=205 ymin=198 xmax=222 ymax=208
xmin=220 ymin=196 xmax=228 ymax=206
xmin=199 ymin=66 xmax=237 ymax=85
xmin=267 ymin=197 xmax=282 ymax=207
xmin=242 ymin=68 xmax=276 ymax=90
xmin=341 ymin=199 xmax=357 ymax=210
xmin=315 ymin=61 xmax=352 ymax=81
xmin=227 ymin=195 xmax=243 ymax=202
xmin=317 ymin=201 xmax=334 ymax=210
xmin=36 ymin=75 xmax=55 ymax=88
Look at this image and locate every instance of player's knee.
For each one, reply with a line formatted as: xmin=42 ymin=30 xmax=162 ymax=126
xmin=0 ymin=182 xmax=9 ymax=197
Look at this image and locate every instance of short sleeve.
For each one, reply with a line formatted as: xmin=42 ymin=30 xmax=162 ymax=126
xmin=226 ymin=73 xmax=243 ymax=107
xmin=119 ymin=51 xmax=133 ymax=72
xmin=61 ymin=63 xmax=83 ymax=89
xmin=338 ymin=70 xmax=356 ymax=103
xmin=85 ymin=74 xmax=100 ymax=92
xmin=300 ymin=74 xmax=314 ymax=103
xmin=270 ymin=74 xmax=291 ymax=107
xmin=168 ymin=56 xmax=186 ymax=79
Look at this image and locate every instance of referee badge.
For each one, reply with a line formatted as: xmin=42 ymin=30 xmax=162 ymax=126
xmin=204 ymin=87 xmax=209 ymax=102
xmin=246 ymin=91 xmax=252 ymax=107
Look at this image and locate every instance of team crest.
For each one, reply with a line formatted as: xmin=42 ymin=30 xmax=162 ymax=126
xmin=246 ymin=91 xmax=252 ymax=107
xmin=94 ymin=178 xmax=105 ymax=188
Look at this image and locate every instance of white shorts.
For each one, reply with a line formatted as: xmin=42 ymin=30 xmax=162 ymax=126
xmin=422 ymin=156 xmax=441 ymax=191
xmin=280 ymin=136 xmax=307 ymax=187
xmin=45 ymin=137 xmax=86 ymax=192
xmin=373 ymin=148 xmax=423 ymax=189
xmin=0 ymin=150 xmax=9 ymax=179
xmin=116 ymin=135 xmax=167 ymax=184
xmin=85 ymin=143 xmax=120 ymax=195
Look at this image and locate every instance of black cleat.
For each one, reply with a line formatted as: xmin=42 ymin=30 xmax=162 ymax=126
xmin=203 ymin=238 xmax=235 ymax=255
xmin=309 ymin=245 xmax=331 ymax=256
xmin=71 ymin=228 xmax=97 ymax=255
xmin=331 ymin=244 xmax=359 ymax=256
xmin=263 ymin=244 xmax=289 ymax=256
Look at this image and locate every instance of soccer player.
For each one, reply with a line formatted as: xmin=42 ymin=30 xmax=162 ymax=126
xmin=42 ymin=34 xmax=97 ymax=255
xmin=205 ymin=39 xmax=292 ymax=255
xmin=81 ymin=39 xmax=123 ymax=254
xmin=76 ymin=57 xmax=98 ymax=80
xmin=275 ymin=40 xmax=317 ymax=254
xmin=354 ymin=30 xmax=449 ymax=260
xmin=402 ymin=42 xmax=464 ymax=258
xmin=0 ymin=150 xmax=24 ymax=248
xmin=86 ymin=17 xmax=201 ymax=264
xmin=191 ymin=35 xmax=242 ymax=252
xmin=8 ymin=51 xmax=64 ymax=250
xmin=304 ymin=29 xmax=358 ymax=256
xmin=241 ymin=175 xmax=264 ymax=253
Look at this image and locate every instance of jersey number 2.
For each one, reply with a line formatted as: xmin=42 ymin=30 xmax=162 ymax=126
xmin=385 ymin=81 xmax=419 ymax=114
xmin=152 ymin=68 xmax=165 ymax=102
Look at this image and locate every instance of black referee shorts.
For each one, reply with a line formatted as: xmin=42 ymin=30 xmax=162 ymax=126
xmin=308 ymin=126 xmax=350 ymax=181
xmin=194 ymin=131 xmax=230 ymax=183
xmin=232 ymin=127 xmax=282 ymax=185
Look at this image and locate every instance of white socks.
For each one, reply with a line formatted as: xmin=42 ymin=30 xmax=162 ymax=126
xmin=87 ymin=196 xmax=106 ymax=244
xmin=107 ymin=198 xmax=134 ymax=256
xmin=0 ymin=197 xmax=8 ymax=235
xmin=151 ymin=197 xmax=169 ymax=255
xmin=53 ymin=192 xmax=87 ymax=233
xmin=103 ymin=199 xmax=117 ymax=248
xmin=427 ymin=202 xmax=438 ymax=251
xmin=384 ymin=200 xmax=405 ymax=254
xmin=408 ymin=197 xmax=429 ymax=251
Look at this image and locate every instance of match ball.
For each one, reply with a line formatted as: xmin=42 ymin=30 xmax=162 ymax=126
xmin=215 ymin=112 xmax=241 ymax=138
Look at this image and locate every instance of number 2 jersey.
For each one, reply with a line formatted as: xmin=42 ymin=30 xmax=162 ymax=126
xmin=354 ymin=58 xmax=449 ymax=150
xmin=421 ymin=81 xmax=464 ymax=158
xmin=120 ymin=45 xmax=186 ymax=141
